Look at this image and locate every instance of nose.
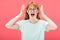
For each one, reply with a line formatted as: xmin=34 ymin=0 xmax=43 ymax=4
xmin=31 ymin=10 xmax=34 ymax=13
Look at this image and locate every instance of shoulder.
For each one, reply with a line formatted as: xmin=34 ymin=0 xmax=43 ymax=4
xmin=17 ymin=20 xmax=27 ymax=22
xmin=39 ymin=20 xmax=46 ymax=22
xmin=39 ymin=20 xmax=48 ymax=25
xmin=39 ymin=20 xmax=48 ymax=23
xmin=16 ymin=20 xmax=28 ymax=26
xmin=16 ymin=20 xmax=28 ymax=24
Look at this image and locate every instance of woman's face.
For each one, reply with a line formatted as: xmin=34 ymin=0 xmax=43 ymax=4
xmin=27 ymin=4 xmax=39 ymax=18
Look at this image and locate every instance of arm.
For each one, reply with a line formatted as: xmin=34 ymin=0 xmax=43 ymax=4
xmin=5 ymin=4 xmax=25 ymax=29
xmin=40 ymin=5 xmax=57 ymax=31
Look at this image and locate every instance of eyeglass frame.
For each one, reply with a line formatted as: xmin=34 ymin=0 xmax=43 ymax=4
xmin=27 ymin=8 xmax=38 ymax=12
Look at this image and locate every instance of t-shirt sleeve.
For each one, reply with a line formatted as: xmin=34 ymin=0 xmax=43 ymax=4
xmin=41 ymin=20 xmax=49 ymax=32
xmin=16 ymin=20 xmax=24 ymax=30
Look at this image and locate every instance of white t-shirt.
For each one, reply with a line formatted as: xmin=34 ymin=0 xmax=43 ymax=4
xmin=16 ymin=20 xmax=49 ymax=40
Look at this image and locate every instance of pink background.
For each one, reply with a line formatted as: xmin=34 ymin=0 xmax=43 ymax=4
xmin=0 ymin=0 xmax=60 ymax=40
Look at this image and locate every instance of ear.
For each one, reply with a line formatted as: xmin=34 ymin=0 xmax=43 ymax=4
xmin=27 ymin=10 xmax=28 ymax=13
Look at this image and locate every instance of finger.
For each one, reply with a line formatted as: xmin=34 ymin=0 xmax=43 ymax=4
xmin=20 ymin=4 xmax=25 ymax=16
xmin=22 ymin=4 xmax=24 ymax=8
xmin=20 ymin=4 xmax=25 ymax=12
xmin=40 ymin=5 xmax=43 ymax=11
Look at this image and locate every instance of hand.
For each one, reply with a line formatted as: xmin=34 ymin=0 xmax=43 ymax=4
xmin=40 ymin=5 xmax=43 ymax=12
xmin=19 ymin=4 xmax=25 ymax=16
xmin=39 ymin=5 xmax=45 ymax=17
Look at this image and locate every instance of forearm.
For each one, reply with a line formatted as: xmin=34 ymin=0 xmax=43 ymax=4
xmin=5 ymin=13 xmax=21 ymax=27
xmin=5 ymin=4 xmax=25 ymax=28
xmin=42 ymin=13 xmax=57 ymax=29
xmin=40 ymin=5 xmax=57 ymax=30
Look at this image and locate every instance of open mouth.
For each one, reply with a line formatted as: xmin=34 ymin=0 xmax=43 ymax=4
xmin=31 ymin=14 xmax=35 ymax=16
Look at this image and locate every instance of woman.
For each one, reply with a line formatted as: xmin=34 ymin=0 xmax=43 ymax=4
xmin=5 ymin=2 xmax=57 ymax=40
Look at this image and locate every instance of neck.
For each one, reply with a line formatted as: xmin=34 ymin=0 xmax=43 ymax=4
xmin=29 ymin=17 xmax=39 ymax=23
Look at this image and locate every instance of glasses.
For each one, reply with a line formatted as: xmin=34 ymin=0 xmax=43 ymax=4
xmin=28 ymin=8 xmax=38 ymax=12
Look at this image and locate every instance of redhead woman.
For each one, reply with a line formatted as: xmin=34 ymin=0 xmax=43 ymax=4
xmin=5 ymin=2 xmax=57 ymax=40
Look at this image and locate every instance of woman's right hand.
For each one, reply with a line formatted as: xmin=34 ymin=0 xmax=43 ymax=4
xmin=5 ymin=4 xmax=25 ymax=30
xmin=19 ymin=4 xmax=25 ymax=17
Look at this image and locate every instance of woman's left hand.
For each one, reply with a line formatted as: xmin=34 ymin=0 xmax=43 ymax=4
xmin=39 ymin=5 xmax=46 ymax=18
xmin=39 ymin=5 xmax=57 ymax=31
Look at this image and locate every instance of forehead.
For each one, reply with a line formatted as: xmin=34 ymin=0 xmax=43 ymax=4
xmin=28 ymin=4 xmax=37 ymax=9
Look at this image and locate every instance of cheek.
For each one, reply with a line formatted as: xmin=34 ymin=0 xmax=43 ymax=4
xmin=35 ymin=13 xmax=38 ymax=16
xmin=35 ymin=11 xmax=39 ymax=16
xmin=35 ymin=11 xmax=38 ymax=14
